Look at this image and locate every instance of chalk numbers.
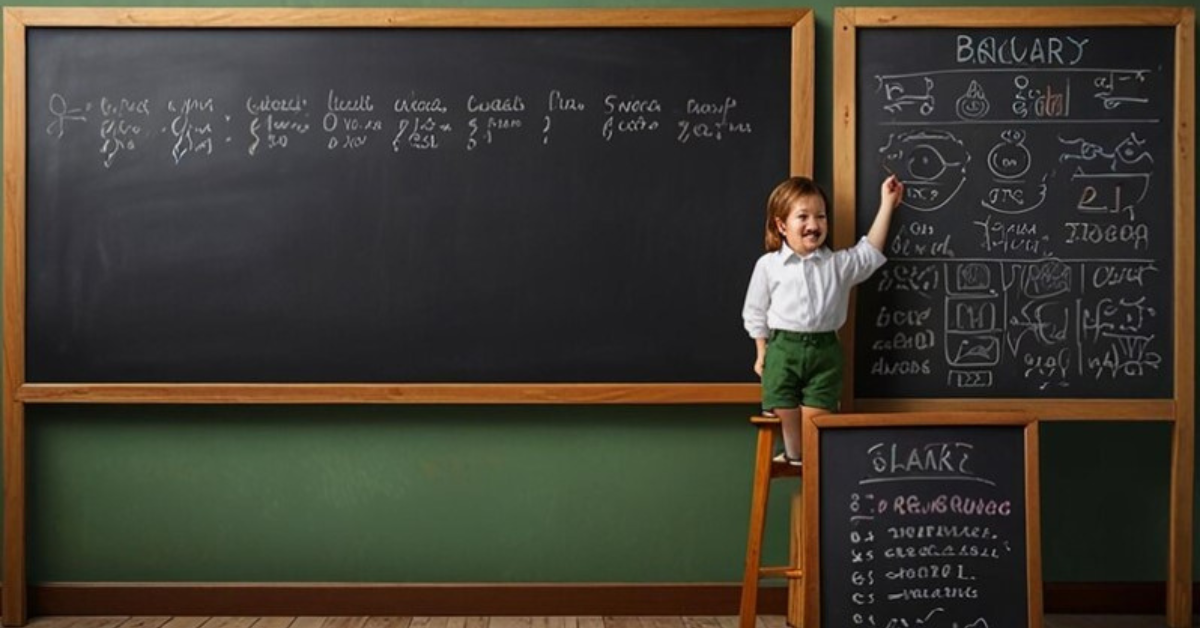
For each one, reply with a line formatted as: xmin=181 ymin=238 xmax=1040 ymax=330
xmin=849 ymin=493 xmax=879 ymax=626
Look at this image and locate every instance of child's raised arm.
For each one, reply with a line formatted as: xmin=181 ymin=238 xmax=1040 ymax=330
xmin=866 ymin=174 xmax=904 ymax=252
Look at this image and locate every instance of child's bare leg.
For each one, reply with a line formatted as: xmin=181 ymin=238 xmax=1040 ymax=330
xmin=802 ymin=405 xmax=832 ymax=429
xmin=773 ymin=407 xmax=801 ymax=459
xmin=776 ymin=405 xmax=833 ymax=460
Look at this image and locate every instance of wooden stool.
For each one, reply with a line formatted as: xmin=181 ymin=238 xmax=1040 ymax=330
xmin=739 ymin=415 xmax=804 ymax=628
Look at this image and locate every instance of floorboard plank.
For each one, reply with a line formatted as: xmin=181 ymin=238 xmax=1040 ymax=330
xmin=363 ymin=618 xmax=412 ymax=628
xmin=160 ymin=617 xmax=210 ymax=628
xmin=117 ymin=617 xmax=171 ymax=628
xmin=27 ymin=618 xmax=75 ymax=628
xmin=199 ymin=617 xmax=258 ymax=628
xmin=321 ymin=617 xmax=369 ymax=628
xmin=603 ymin=617 xmax=642 ymax=628
xmin=639 ymin=617 xmax=683 ymax=628
xmin=681 ymin=617 xmax=724 ymax=628
xmin=63 ymin=617 xmax=132 ymax=628
xmin=289 ymin=617 xmax=328 ymax=628
xmin=532 ymin=617 xmax=580 ymax=628
xmin=490 ymin=618 xmax=532 ymax=628
xmin=754 ymin=617 xmax=785 ymax=628
xmin=577 ymin=616 xmax=605 ymax=628
xmin=250 ymin=618 xmax=296 ymax=628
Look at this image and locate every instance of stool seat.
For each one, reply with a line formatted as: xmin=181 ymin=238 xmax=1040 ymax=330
xmin=740 ymin=415 xmax=804 ymax=628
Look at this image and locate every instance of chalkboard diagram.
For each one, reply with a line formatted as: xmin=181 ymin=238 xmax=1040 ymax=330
xmin=802 ymin=412 xmax=1042 ymax=628
xmin=851 ymin=27 xmax=1177 ymax=399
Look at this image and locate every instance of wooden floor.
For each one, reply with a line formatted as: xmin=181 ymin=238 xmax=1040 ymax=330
xmin=17 ymin=616 xmax=1186 ymax=628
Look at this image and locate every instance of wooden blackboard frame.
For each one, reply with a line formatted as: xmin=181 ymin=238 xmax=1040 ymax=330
xmin=832 ymin=8 xmax=1193 ymax=626
xmin=1 ymin=7 xmax=815 ymax=625
xmin=801 ymin=411 xmax=1043 ymax=628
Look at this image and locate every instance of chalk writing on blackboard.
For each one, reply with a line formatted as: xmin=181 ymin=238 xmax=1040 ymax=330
xmin=43 ymin=89 xmax=757 ymax=167
xmin=824 ymin=427 xmax=1028 ymax=628
xmin=854 ymin=26 xmax=1174 ymax=399
xmin=167 ymin=97 xmax=221 ymax=163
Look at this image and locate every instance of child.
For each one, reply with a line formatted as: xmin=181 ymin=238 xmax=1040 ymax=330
xmin=742 ymin=174 xmax=904 ymax=464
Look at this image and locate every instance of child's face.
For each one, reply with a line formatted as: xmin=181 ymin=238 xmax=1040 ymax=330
xmin=775 ymin=194 xmax=828 ymax=256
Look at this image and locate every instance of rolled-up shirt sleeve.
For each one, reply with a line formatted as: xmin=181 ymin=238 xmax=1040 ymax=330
xmin=839 ymin=236 xmax=888 ymax=285
xmin=742 ymin=256 xmax=771 ymax=339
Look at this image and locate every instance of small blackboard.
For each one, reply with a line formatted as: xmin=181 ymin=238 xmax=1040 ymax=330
xmin=16 ymin=10 xmax=809 ymax=390
xmin=849 ymin=24 xmax=1178 ymax=398
xmin=803 ymin=412 xmax=1042 ymax=628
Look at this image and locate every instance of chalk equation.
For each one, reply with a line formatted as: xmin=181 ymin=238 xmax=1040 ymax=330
xmin=42 ymin=88 xmax=758 ymax=169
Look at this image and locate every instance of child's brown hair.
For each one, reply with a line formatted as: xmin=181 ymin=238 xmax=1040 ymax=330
xmin=763 ymin=176 xmax=831 ymax=251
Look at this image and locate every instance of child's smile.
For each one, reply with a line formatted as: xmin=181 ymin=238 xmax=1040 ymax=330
xmin=776 ymin=195 xmax=828 ymax=256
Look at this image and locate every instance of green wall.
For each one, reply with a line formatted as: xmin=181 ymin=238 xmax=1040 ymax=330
xmin=16 ymin=410 xmax=1186 ymax=583
xmin=1 ymin=0 xmax=1197 ymax=587
xmin=27 ymin=405 xmax=778 ymax=582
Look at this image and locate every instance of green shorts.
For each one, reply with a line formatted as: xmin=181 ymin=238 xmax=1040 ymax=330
xmin=761 ymin=329 xmax=843 ymax=412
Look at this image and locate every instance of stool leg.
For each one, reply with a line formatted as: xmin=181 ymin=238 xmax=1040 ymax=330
xmin=788 ymin=486 xmax=804 ymax=628
xmin=740 ymin=426 xmax=775 ymax=628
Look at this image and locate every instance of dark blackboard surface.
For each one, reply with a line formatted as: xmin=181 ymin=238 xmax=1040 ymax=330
xmin=819 ymin=425 xmax=1029 ymax=628
xmin=853 ymin=27 xmax=1175 ymax=398
xmin=26 ymin=27 xmax=790 ymax=383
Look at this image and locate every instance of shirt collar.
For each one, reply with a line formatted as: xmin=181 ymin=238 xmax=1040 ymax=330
xmin=776 ymin=243 xmax=831 ymax=263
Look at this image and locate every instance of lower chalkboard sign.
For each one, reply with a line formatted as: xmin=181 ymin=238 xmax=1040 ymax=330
xmin=803 ymin=413 xmax=1043 ymax=628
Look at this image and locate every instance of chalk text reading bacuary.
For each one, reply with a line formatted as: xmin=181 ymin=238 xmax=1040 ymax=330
xmin=955 ymin=35 xmax=1089 ymax=66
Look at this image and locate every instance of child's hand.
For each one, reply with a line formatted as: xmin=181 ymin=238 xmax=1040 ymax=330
xmin=754 ymin=355 xmax=765 ymax=378
xmin=881 ymin=174 xmax=904 ymax=210
xmin=867 ymin=175 xmax=904 ymax=251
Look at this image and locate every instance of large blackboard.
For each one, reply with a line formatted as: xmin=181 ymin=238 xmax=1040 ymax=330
xmin=809 ymin=415 xmax=1040 ymax=628
xmin=852 ymin=26 xmax=1177 ymax=398
xmin=23 ymin=18 xmax=797 ymax=384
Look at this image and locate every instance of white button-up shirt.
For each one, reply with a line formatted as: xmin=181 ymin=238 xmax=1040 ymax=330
xmin=742 ymin=237 xmax=887 ymax=338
